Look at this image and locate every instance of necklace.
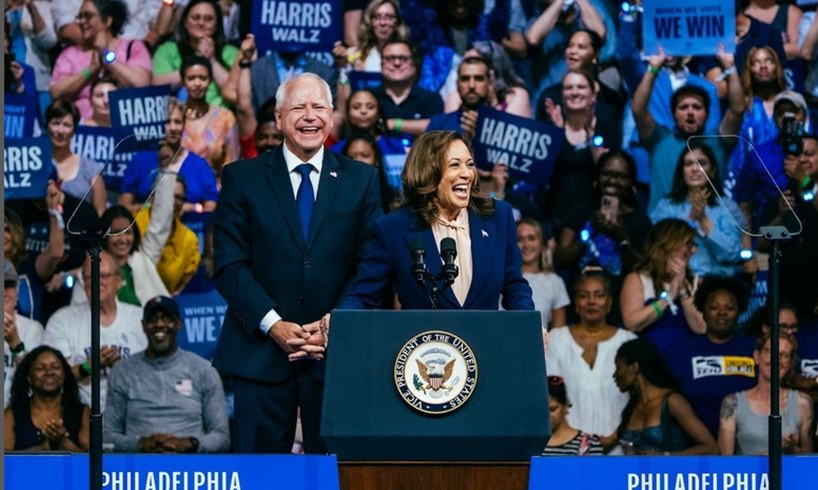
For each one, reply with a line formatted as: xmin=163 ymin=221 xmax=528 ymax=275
xmin=184 ymin=104 xmax=208 ymax=121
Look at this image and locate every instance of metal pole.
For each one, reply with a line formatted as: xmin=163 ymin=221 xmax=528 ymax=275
xmin=89 ymin=239 xmax=103 ymax=490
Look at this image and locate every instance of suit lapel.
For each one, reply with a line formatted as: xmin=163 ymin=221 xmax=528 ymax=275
xmin=306 ymin=152 xmax=342 ymax=250
xmin=464 ymin=211 xmax=496 ymax=307
xmin=265 ymin=147 xmax=305 ymax=248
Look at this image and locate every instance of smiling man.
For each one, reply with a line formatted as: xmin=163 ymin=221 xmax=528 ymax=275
xmin=212 ymin=72 xmax=382 ymax=453
xmin=104 ymin=296 xmax=230 ymax=453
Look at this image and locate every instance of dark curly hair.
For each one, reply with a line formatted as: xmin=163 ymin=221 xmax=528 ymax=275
xmin=668 ymin=141 xmax=723 ymax=205
xmin=9 ymin=346 xmax=85 ymax=443
xmin=693 ymin=275 xmax=750 ymax=315
xmin=88 ymin=0 xmax=129 ymax=36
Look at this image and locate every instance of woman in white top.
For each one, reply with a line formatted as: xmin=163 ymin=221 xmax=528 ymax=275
xmin=547 ymin=270 xmax=636 ymax=437
xmin=516 ymin=218 xmax=569 ymax=329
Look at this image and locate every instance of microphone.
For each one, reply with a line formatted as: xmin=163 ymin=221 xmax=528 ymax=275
xmin=409 ymin=239 xmax=428 ymax=286
xmin=439 ymin=237 xmax=459 ymax=284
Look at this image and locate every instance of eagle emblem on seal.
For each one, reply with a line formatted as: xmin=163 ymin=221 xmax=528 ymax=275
xmin=416 ymin=358 xmax=456 ymax=392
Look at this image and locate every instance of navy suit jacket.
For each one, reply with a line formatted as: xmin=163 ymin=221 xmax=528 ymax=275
xmin=211 ymin=146 xmax=382 ymax=383
xmin=338 ymin=200 xmax=534 ymax=311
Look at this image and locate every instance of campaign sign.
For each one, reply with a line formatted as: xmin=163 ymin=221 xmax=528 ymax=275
xmin=642 ymin=0 xmax=735 ymax=56
xmin=109 ymin=85 xmax=171 ymax=152
xmin=530 ymin=455 xmax=818 ymax=490
xmin=251 ymin=0 xmax=340 ymax=53
xmin=5 ymin=454 xmax=340 ymax=490
xmin=350 ymin=71 xmax=384 ymax=92
xmin=175 ymin=289 xmax=227 ymax=361
xmin=182 ymin=211 xmax=213 ymax=255
xmin=4 ymin=94 xmax=37 ymax=138
xmin=4 ymin=138 xmax=52 ymax=200
xmin=72 ymin=126 xmax=135 ymax=191
xmin=472 ymin=107 xmax=564 ymax=185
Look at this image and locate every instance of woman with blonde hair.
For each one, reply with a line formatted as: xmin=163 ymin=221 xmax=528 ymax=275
xmin=620 ymin=219 xmax=705 ymax=355
xmin=516 ymin=218 xmax=569 ymax=329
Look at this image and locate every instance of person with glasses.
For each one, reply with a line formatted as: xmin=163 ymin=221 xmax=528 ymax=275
xmin=620 ymin=219 xmax=706 ymax=356
xmin=546 ymin=270 xmax=636 ymax=438
xmin=718 ymin=332 xmax=814 ymax=455
xmin=44 ymin=252 xmax=147 ymax=410
xmin=373 ymin=37 xmax=443 ymax=135
xmin=666 ymin=275 xmax=756 ymax=438
xmin=555 ymin=150 xmax=651 ymax=325
xmin=651 ymin=142 xmax=745 ymax=277
xmin=542 ymin=375 xmax=604 ymax=455
xmin=50 ymin=0 xmax=152 ymax=122
xmin=609 ymin=338 xmax=717 ymax=455
xmin=333 ymin=0 xmax=409 ymax=74
xmin=3 ymin=259 xmax=44 ymax=407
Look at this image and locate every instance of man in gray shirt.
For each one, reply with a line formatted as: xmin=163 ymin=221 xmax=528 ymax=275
xmin=104 ymin=296 xmax=230 ymax=453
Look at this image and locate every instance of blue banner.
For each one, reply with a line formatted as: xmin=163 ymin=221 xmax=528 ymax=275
xmin=4 ymin=137 xmax=52 ymax=200
xmin=109 ymin=85 xmax=171 ymax=153
xmin=4 ymin=94 xmax=38 ymax=138
xmin=251 ymin=0 xmax=341 ymax=53
xmin=349 ymin=71 xmax=383 ymax=93
xmin=642 ymin=0 xmax=735 ymax=56
xmin=530 ymin=456 xmax=818 ymax=490
xmin=4 ymin=454 xmax=339 ymax=490
xmin=472 ymin=107 xmax=564 ymax=185
xmin=72 ymin=126 xmax=135 ymax=191
xmin=175 ymin=289 xmax=227 ymax=360
xmin=181 ymin=211 xmax=213 ymax=255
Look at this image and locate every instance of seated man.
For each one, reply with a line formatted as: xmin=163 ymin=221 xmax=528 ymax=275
xmin=104 ymin=296 xmax=230 ymax=453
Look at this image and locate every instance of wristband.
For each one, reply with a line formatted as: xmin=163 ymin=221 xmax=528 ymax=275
xmin=79 ymin=361 xmax=92 ymax=377
xmin=647 ymin=65 xmax=660 ymax=75
xmin=652 ymin=301 xmax=664 ymax=317
xmin=715 ymin=66 xmax=737 ymax=82
xmin=11 ymin=342 xmax=26 ymax=355
xmin=394 ymin=118 xmax=403 ymax=133
xmin=239 ymin=59 xmax=252 ymax=69
xmin=82 ymin=68 xmax=92 ymax=80
xmin=800 ymin=176 xmax=812 ymax=189
xmin=618 ymin=239 xmax=629 ymax=247
xmin=49 ymin=208 xmax=65 ymax=230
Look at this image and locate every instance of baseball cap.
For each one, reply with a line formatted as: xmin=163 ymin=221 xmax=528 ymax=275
xmin=142 ymin=295 xmax=181 ymax=321
xmin=4 ymin=259 xmax=19 ymax=285
xmin=773 ymin=91 xmax=808 ymax=113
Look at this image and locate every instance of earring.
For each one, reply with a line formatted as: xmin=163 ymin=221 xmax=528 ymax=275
xmin=27 ymin=387 xmax=33 ymax=398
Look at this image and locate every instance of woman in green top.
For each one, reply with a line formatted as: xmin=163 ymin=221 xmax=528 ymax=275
xmin=151 ymin=0 xmax=238 ymax=108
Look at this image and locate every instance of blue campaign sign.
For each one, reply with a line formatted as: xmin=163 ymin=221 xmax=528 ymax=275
xmin=472 ymin=107 xmax=564 ymax=185
xmin=182 ymin=211 xmax=213 ymax=255
xmin=175 ymin=289 xmax=227 ymax=360
xmin=4 ymin=138 xmax=52 ymax=200
xmin=349 ymin=71 xmax=384 ymax=92
xmin=73 ymin=126 xmax=135 ymax=191
xmin=642 ymin=0 xmax=735 ymax=56
xmin=530 ymin=455 xmax=818 ymax=490
xmin=109 ymin=85 xmax=171 ymax=152
xmin=4 ymin=94 xmax=38 ymax=138
xmin=251 ymin=0 xmax=341 ymax=53
xmin=4 ymin=454 xmax=340 ymax=490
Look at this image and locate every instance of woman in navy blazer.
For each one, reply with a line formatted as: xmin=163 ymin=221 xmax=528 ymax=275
xmin=339 ymin=130 xmax=534 ymax=311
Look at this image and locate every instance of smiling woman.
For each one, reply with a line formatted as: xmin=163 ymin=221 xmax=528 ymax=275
xmin=338 ymin=130 xmax=534 ymax=311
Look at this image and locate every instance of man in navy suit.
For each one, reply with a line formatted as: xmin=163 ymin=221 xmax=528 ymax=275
xmin=212 ymin=73 xmax=382 ymax=453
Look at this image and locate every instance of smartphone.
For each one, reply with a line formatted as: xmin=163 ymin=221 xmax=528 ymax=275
xmin=600 ymin=195 xmax=620 ymax=222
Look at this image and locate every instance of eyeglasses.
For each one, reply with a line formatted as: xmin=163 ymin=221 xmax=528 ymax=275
xmin=75 ymin=11 xmax=98 ymax=21
xmin=547 ymin=376 xmax=564 ymax=386
xmin=383 ymin=55 xmax=411 ymax=65
xmin=188 ymin=13 xmax=216 ymax=23
xmin=779 ymin=323 xmax=798 ymax=332
xmin=372 ymin=13 xmax=397 ymax=23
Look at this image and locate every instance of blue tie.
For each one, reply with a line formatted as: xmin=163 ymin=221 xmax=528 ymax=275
xmin=296 ymin=163 xmax=315 ymax=240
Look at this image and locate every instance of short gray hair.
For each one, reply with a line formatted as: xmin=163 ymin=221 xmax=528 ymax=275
xmin=274 ymin=73 xmax=333 ymax=111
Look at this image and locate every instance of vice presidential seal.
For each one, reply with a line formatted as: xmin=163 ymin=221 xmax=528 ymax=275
xmin=394 ymin=330 xmax=478 ymax=414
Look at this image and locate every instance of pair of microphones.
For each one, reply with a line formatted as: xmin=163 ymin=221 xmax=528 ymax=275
xmin=410 ymin=238 xmax=458 ymax=307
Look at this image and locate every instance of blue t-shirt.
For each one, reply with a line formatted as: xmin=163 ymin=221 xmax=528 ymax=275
xmin=120 ymin=151 xmax=218 ymax=205
xmin=667 ymin=334 xmax=757 ymax=437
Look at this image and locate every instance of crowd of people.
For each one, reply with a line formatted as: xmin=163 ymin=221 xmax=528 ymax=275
xmin=4 ymin=0 xmax=818 ymax=456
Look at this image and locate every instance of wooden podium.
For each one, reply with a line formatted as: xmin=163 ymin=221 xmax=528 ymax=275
xmin=338 ymin=461 xmax=530 ymax=490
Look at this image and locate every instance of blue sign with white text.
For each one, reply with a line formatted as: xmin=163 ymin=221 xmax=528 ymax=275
xmin=472 ymin=107 xmax=564 ymax=185
xmin=4 ymin=94 xmax=38 ymax=138
xmin=4 ymin=454 xmax=340 ymax=490
xmin=109 ymin=85 xmax=171 ymax=153
xmin=4 ymin=138 xmax=52 ymax=200
xmin=642 ymin=0 xmax=735 ymax=56
xmin=73 ymin=126 xmax=135 ymax=191
xmin=175 ymin=289 xmax=227 ymax=361
xmin=349 ymin=71 xmax=384 ymax=92
xmin=530 ymin=455 xmax=818 ymax=490
xmin=251 ymin=0 xmax=341 ymax=53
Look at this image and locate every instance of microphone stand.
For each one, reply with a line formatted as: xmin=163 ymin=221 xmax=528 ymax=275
xmin=78 ymin=225 xmax=109 ymax=490
xmin=760 ymin=225 xmax=790 ymax=490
